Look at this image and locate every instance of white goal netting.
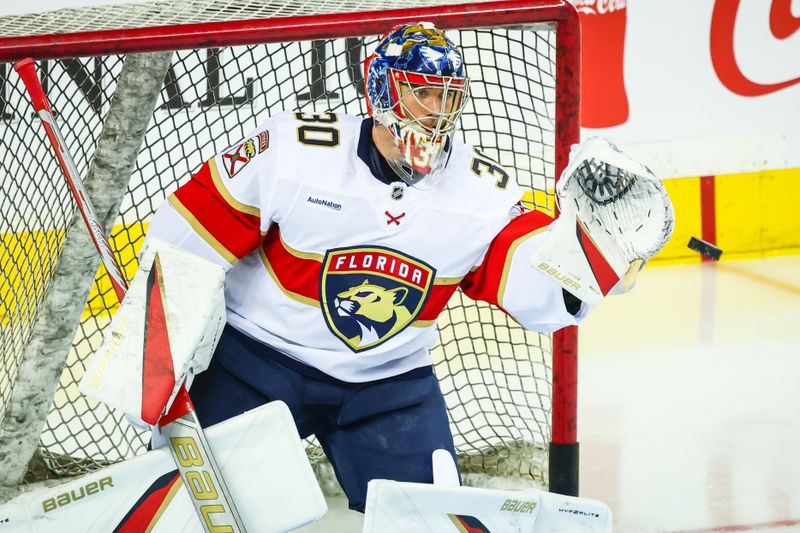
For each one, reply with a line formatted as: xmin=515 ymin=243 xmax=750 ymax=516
xmin=0 ymin=0 xmax=576 ymax=491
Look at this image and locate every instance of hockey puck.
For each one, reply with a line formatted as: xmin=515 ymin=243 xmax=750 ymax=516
xmin=688 ymin=237 xmax=722 ymax=260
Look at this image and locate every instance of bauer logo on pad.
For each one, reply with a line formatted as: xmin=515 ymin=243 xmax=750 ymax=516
xmin=320 ymin=246 xmax=434 ymax=352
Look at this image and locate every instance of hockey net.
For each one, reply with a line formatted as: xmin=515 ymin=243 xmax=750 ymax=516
xmin=0 ymin=0 xmax=579 ymax=492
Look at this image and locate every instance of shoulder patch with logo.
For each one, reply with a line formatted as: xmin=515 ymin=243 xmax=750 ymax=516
xmin=320 ymin=246 xmax=435 ymax=352
xmin=222 ymin=130 xmax=270 ymax=177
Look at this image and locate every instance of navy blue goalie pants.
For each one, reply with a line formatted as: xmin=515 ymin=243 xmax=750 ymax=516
xmin=188 ymin=324 xmax=458 ymax=512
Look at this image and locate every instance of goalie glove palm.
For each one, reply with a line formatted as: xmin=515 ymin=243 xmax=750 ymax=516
xmin=532 ymin=138 xmax=674 ymax=306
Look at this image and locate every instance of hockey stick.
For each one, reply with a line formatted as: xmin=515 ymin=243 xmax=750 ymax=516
xmin=15 ymin=57 xmax=246 ymax=533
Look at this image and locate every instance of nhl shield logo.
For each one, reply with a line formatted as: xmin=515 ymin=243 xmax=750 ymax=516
xmin=320 ymin=246 xmax=435 ymax=352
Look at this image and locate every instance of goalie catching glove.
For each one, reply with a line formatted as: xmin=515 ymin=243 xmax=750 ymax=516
xmin=531 ymin=138 xmax=674 ymax=306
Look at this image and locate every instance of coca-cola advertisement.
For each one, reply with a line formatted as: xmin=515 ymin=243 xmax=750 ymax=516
xmin=570 ymin=0 xmax=799 ymax=179
xmin=710 ymin=0 xmax=800 ymax=97
xmin=1 ymin=0 xmax=799 ymax=178
xmin=570 ymin=0 xmax=629 ymax=129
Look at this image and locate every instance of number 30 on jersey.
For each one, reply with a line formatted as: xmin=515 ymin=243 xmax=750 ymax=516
xmin=296 ymin=112 xmax=340 ymax=147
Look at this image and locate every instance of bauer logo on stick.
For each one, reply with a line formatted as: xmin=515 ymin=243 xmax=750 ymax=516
xmin=320 ymin=247 xmax=434 ymax=352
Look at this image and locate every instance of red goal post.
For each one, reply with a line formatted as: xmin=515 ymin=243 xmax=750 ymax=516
xmin=0 ymin=0 xmax=580 ymax=495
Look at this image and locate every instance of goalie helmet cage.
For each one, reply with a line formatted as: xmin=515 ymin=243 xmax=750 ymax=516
xmin=0 ymin=0 xmax=579 ymax=495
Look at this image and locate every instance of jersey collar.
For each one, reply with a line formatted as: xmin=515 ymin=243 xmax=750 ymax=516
xmin=357 ymin=117 xmax=404 ymax=186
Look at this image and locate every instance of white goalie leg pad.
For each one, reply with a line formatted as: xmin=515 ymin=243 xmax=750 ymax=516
xmin=431 ymin=449 xmax=460 ymax=487
xmin=79 ymin=237 xmax=226 ymax=426
xmin=531 ymin=137 xmax=674 ymax=305
xmin=0 ymin=401 xmax=327 ymax=532
xmin=363 ymin=480 xmax=612 ymax=533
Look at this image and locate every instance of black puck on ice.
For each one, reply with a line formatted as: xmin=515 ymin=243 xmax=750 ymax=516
xmin=688 ymin=237 xmax=722 ymax=260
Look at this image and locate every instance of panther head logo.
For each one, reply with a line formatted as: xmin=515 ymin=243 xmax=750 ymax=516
xmin=320 ymin=247 xmax=435 ymax=352
xmin=242 ymin=139 xmax=257 ymax=158
xmin=334 ymin=279 xmax=412 ymax=347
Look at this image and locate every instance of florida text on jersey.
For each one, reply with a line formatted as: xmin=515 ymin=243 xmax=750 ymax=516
xmin=147 ymin=111 xmax=582 ymax=382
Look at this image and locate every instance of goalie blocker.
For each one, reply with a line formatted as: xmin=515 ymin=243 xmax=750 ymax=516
xmin=531 ymin=138 xmax=674 ymax=306
xmin=78 ymin=239 xmax=250 ymax=531
xmin=80 ymin=237 xmax=226 ymax=425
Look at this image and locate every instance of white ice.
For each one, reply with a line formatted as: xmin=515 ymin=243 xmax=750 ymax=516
xmin=295 ymin=255 xmax=800 ymax=532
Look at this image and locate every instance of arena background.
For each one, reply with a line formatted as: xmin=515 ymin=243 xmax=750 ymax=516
xmin=1 ymin=2 xmax=798 ymax=532
xmin=3 ymin=0 xmax=799 ymax=264
xmin=6 ymin=0 xmax=800 ymax=264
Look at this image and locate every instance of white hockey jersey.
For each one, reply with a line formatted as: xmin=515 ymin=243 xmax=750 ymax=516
xmin=147 ymin=111 xmax=585 ymax=382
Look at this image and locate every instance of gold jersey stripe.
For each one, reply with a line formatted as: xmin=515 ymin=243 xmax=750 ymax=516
xmin=434 ymin=276 xmax=462 ymax=285
xmin=167 ymin=195 xmax=238 ymax=265
xmin=280 ymin=234 xmax=325 ymax=262
xmin=497 ymin=226 xmax=548 ymax=309
xmin=258 ymin=247 xmax=319 ymax=307
xmin=208 ymin=158 xmax=261 ymax=218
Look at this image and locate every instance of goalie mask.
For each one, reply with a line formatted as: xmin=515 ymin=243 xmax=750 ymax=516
xmin=366 ymin=22 xmax=470 ymax=188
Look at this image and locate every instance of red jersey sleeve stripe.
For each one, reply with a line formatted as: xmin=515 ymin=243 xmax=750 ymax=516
xmin=416 ymin=280 xmax=461 ymax=322
xmin=172 ymin=161 xmax=263 ymax=262
xmin=206 ymin=158 xmax=261 ymax=217
xmin=460 ymin=210 xmax=553 ymax=308
xmin=167 ymin=195 xmax=238 ymax=264
xmin=260 ymin=226 xmax=321 ymax=307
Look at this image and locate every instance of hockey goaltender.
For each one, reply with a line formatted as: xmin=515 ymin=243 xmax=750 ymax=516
xmin=0 ymin=21 xmax=673 ymax=533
